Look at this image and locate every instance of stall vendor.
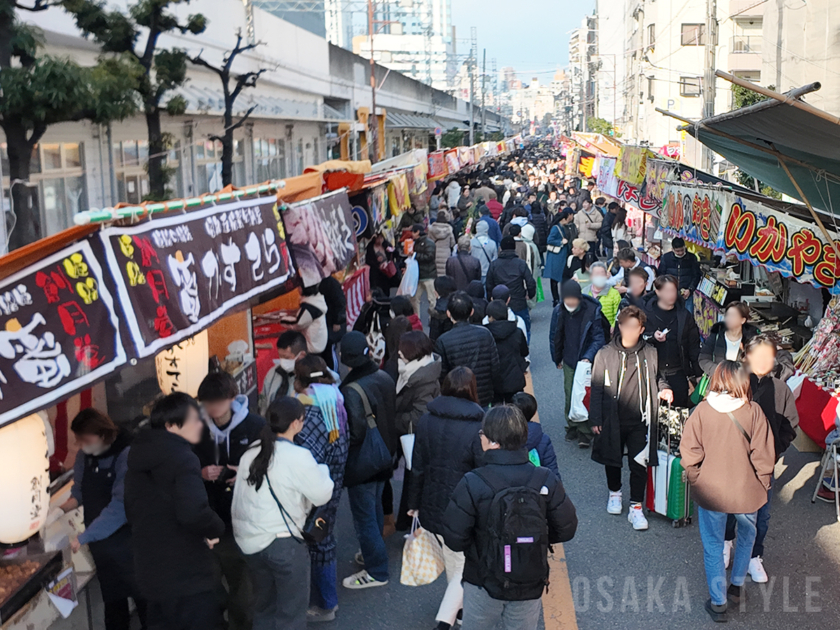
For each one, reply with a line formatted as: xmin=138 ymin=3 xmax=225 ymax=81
xmin=60 ymin=409 xmax=146 ymax=630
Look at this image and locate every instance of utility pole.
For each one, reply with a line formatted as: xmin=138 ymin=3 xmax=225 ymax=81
xmin=481 ymin=48 xmax=487 ymax=139
xmin=368 ymin=0 xmax=378 ymax=162
xmin=468 ymin=27 xmax=476 ymax=145
xmin=702 ymin=0 xmax=718 ymax=171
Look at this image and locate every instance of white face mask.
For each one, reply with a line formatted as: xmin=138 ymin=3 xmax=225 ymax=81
xmin=564 ymin=303 xmax=577 ymax=313
xmin=278 ymin=357 xmax=297 ymax=374
xmin=674 ymin=250 xmax=685 ymax=258
xmin=592 ymin=275 xmax=607 ymax=289
xmin=81 ymin=441 xmax=108 ymax=457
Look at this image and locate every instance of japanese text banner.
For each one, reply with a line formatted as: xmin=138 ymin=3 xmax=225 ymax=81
xmin=659 ymin=184 xmax=725 ymax=250
xmin=0 ymin=240 xmax=126 ymax=427
xmin=100 ymin=197 xmax=295 ymax=357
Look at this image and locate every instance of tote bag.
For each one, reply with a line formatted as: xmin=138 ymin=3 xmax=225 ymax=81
xmin=343 ymin=383 xmax=393 ymax=487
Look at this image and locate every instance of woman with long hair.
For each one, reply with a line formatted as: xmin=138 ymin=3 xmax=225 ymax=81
xmin=407 ymin=367 xmax=485 ymax=630
xmin=293 ymin=356 xmax=350 ymax=622
xmin=680 ymin=361 xmax=775 ymax=622
xmin=699 ymin=301 xmax=758 ymax=375
xmin=232 ymin=397 xmax=334 ymax=630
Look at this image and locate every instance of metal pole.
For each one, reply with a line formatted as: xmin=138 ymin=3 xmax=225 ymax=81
xmin=368 ymin=0 xmax=377 ymax=162
xmin=469 ymin=49 xmax=475 ymax=145
xmin=613 ymin=55 xmax=617 ymax=134
xmin=702 ymin=0 xmax=718 ymax=171
xmin=481 ymin=48 xmax=487 ymax=139
xmin=106 ymin=123 xmax=118 ymax=205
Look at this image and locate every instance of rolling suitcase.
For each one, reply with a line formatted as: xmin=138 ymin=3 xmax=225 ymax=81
xmin=645 ymin=402 xmax=693 ymax=527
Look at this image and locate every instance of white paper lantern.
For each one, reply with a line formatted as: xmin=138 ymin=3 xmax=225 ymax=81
xmin=0 ymin=414 xmax=50 ymax=545
xmin=155 ymin=329 xmax=209 ymax=397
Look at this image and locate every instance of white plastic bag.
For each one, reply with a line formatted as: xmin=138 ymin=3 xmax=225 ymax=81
xmin=397 ymin=254 xmax=419 ymax=297
xmin=400 ymin=516 xmax=444 ymax=586
xmin=568 ymin=360 xmax=592 ymax=423
xmin=400 ymin=433 xmax=416 ymax=470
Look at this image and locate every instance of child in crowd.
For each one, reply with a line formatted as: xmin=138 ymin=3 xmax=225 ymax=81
xmin=390 ymin=295 xmax=423 ymax=331
xmin=511 ymin=392 xmax=559 ymax=477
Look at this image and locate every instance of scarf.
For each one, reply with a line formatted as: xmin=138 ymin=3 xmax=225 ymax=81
xmin=397 ymin=354 xmax=435 ymax=393
xmin=310 ymin=383 xmax=345 ymax=443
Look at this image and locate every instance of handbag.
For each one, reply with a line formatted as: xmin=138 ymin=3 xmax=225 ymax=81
xmin=379 ymin=259 xmax=398 ymax=278
xmin=399 ymin=516 xmax=445 ymax=586
xmin=689 ymin=373 xmax=711 ymax=406
xmin=265 ymin=475 xmax=332 ymax=545
xmin=365 ymin=312 xmax=386 ymax=365
xmin=344 ymin=382 xmax=394 ymax=487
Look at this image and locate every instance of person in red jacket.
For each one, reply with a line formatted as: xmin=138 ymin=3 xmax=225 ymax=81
xmin=485 ymin=190 xmax=504 ymax=221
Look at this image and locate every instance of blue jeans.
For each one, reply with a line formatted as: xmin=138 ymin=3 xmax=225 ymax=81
xmin=685 ymin=293 xmax=694 ymax=314
xmin=246 ymin=536 xmax=310 ymax=630
xmin=347 ymin=480 xmax=389 ymax=581
xmin=697 ymin=507 xmax=757 ymax=606
xmin=726 ymin=475 xmax=773 ymax=557
xmin=310 ymin=561 xmax=337 ymax=610
xmin=461 ymin=582 xmax=541 ymax=630
xmin=513 ymin=308 xmax=531 ymax=344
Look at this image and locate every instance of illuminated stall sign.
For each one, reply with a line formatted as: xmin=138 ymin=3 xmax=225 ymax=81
xmin=101 ymin=197 xmax=296 ymax=357
xmin=0 ymin=241 xmax=126 ymax=427
xmin=660 ymin=185 xmax=724 ymax=250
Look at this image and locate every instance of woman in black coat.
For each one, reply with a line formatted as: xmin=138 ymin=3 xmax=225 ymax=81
xmin=699 ymin=301 xmax=758 ymax=375
xmin=366 ymin=233 xmax=401 ymax=296
xmin=407 ymin=367 xmax=485 ymax=630
xmin=485 ymin=300 xmax=529 ymax=403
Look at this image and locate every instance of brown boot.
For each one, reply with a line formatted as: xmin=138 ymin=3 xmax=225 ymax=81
xmin=382 ymin=513 xmax=396 ymax=539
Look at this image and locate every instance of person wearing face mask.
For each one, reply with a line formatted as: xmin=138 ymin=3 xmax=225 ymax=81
xmin=658 ymin=237 xmax=701 ymax=313
xmin=549 ymin=280 xmax=606 ymax=448
xmin=583 ymin=262 xmax=622 ymax=330
xmin=60 ymin=409 xmax=146 ymax=630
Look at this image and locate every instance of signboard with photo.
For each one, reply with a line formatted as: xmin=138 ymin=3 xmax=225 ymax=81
xmin=0 ymin=240 xmax=126 ymax=427
xmin=100 ymin=197 xmax=296 ymax=357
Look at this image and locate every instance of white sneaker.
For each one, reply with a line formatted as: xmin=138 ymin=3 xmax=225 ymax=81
xmin=628 ymin=505 xmax=649 ymax=530
xmin=748 ymin=556 xmax=769 ymax=583
xmin=607 ymin=491 xmax=622 ymax=515
xmin=342 ymin=569 xmax=388 ymax=590
xmin=723 ymin=539 xmax=734 ymax=569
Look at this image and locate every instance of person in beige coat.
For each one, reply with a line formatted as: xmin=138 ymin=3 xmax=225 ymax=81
xmin=574 ymin=200 xmax=603 ymax=252
xmin=429 ymin=212 xmax=456 ymax=277
xmin=680 ymin=360 xmax=775 ymax=622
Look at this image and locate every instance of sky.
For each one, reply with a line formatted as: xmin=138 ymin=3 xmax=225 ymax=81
xmin=450 ymin=0 xmax=596 ymax=79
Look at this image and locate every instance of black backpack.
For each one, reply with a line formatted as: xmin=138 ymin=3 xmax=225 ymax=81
xmin=473 ymin=466 xmax=553 ymax=601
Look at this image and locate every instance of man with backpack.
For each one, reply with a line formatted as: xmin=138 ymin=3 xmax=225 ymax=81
xmin=442 ymin=406 xmax=578 ymax=630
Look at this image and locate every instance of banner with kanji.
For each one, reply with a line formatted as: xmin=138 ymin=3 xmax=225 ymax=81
xmin=100 ymin=197 xmax=296 ymax=357
xmin=0 ymin=240 xmax=126 ymax=427
xmin=659 ymin=184 xmax=725 ymax=250
xmin=614 ymin=146 xmax=651 ymax=186
xmin=428 ymin=152 xmax=446 ymax=180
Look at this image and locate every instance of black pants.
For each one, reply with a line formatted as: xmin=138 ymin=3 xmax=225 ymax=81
xmin=662 ymin=369 xmax=691 ymax=408
xmin=550 ymin=279 xmax=560 ymax=304
xmin=147 ymin=591 xmax=219 ymax=630
xmin=104 ymin=598 xmax=147 ymax=630
xmin=605 ymin=422 xmax=648 ymax=504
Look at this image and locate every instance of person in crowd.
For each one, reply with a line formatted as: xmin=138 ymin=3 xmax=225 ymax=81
xmin=583 ymin=262 xmax=622 ymax=329
xmin=485 ymin=236 xmax=537 ymax=341
xmin=485 ymin=300 xmax=529 ymax=404
xmin=606 ymin=248 xmax=655 ymax=293
xmin=511 ymin=392 xmax=559 ymax=477
xmin=407 ymin=367 xmax=485 ymax=630
xmin=339 ymin=332 xmax=398 ymax=590
xmin=319 ymin=275 xmax=347 ymax=371
xmin=61 ymin=410 xmax=145 ymax=630
xmin=617 ymin=267 xmax=651 ymax=313
xmin=430 ymin=212 xmax=457 ymax=278
xmin=544 ymin=209 xmax=574 ymax=307
xmin=680 ymin=361 xmax=775 ymax=623
xmin=481 ymin=285 xmax=528 ymax=339
xmin=658 ymin=237 xmax=701 ymax=313
xmin=606 ymin=239 xmax=631 ymax=277
xmin=549 ymin=280 xmax=606 ymax=448
xmin=589 ymin=306 xmax=672 ymax=530
xmin=196 ymin=372 xmax=265 ymax=630
xmin=564 ymin=238 xmax=589 ymax=283
xmin=699 ymin=301 xmax=757 ymax=375
xmin=260 ymin=331 xmax=309 ymax=417
xmin=446 ymin=179 xmax=462 ymax=209
xmin=574 ymin=199 xmax=602 ymax=253
xmin=578 ymin=180 xmax=595 ymax=207
xmin=723 ymin=336 xmax=799 ymax=584
xmin=598 ymin=201 xmax=617 ymax=256
xmin=125 ymin=393 xmax=226 ymax=630
xmin=477 ymin=204 xmax=503 ymax=245
xmin=397 ymin=205 xmax=427 ymax=233
xmin=410 ymin=223 xmax=438 ymax=315
xmin=644 ymin=275 xmax=702 ymax=408
xmin=485 ymin=191 xmax=505 ymax=223
xmin=450 ymin=208 xmax=467 ymax=239
xmin=530 ymin=203 xmax=549 ymax=256
xmin=457 ymin=186 xmax=473 ymax=213
xmin=502 ymin=207 xmax=532 ymax=237
xmin=292 ymin=356 xmax=349 ymax=622
xmin=429 ymin=185 xmax=443 ymax=223
xmin=232 ymin=397 xmax=334 ymax=630
xmin=610 ymin=206 xmax=629 ymax=251
xmin=435 ymin=291 xmax=500 ymax=408
xmin=429 ymin=275 xmax=458 ymax=343
xmin=447 ymin=235 xmax=482 ymax=291
xmin=366 ymin=233 xmax=401 ymax=297
xmin=390 ymin=295 xmax=423 ymax=331
xmin=572 ymin=251 xmax=597 ymax=294
xmin=280 ymin=284 xmax=328 ymax=358
xmin=516 ymin=225 xmax=542 ymax=304
xmin=470 ymin=220 xmax=499 ymax=282
xmin=442 ymin=406 xmax=578 ymax=630
xmin=383 ymin=316 xmax=414 ymax=382
xmin=466 ymin=280 xmax=488 ymax=324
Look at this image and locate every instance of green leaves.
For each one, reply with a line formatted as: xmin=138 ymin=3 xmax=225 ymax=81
xmin=165 ymin=95 xmax=187 ymax=116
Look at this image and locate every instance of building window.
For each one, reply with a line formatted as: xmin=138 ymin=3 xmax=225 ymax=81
xmin=647 ymin=24 xmax=656 ymax=48
xmin=1 ymin=142 xmax=88 ymax=236
xmin=193 ymin=139 xmax=244 ymax=194
xmin=253 ymin=138 xmax=286 ymax=182
xmin=680 ymin=76 xmax=702 ymax=97
xmin=113 ymin=139 xmax=182 ymax=204
xmin=681 ymin=23 xmax=705 ymax=46
xmin=647 ymin=76 xmax=655 ymax=101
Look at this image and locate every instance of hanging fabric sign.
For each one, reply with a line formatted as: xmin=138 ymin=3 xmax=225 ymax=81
xmin=0 ymin=240 xmax=126 ymax=427
xmin=614 ymin=146 xmax=650 ymax=186
xmin=428 ymin=152 xmax=446 ymax=180
xmin=444 ymin=150 xmax=460 ymax=174
xmin=387 ymin=173 xmax=411 ymax=217
xmin=659 ymin=184 xmax=725 ymax=250
xmin=597 ymin=157 xmax=619 ymax=197
xmin=284 ymin=190 xmax=357 ymax=288
xmin=100 ymin=196 xmax=295 ymax=357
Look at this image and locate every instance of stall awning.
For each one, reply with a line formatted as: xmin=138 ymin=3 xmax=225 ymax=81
xmin=386 ymin=112 xmax=439 ymax=130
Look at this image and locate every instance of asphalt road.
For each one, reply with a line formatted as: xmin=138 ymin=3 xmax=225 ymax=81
xmin=54 ymin=290 xmax=840 ymax=630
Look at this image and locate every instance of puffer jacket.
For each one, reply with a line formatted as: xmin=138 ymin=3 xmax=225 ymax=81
xmin=485 ymin=251 xmax=537 ymax=313
xmin=574 ymin=207 xmax=602 ymax=243
xmin=698 ymin=321 xmax=759 ymax=375
xmin=414 ymin=235 xmax=437 ymax=281
xmin=643 ymin=296 xmax=702 ymax=377
xmin=658 ymin=250 xmax=701 ymax=293
xmin=530 ymin=210 xmax=549 ymax=252
xmin=406 ymin=395 xmax=485 ymax=536
xmin=486 ymin=319 xmax=529 ymax=397
xmin=446 ymin=252 xmax=482 ymax=291
xmin=526 ymin=422 xmax=558 ymax=476
xmin=549 ymin=294 xmax=606 ymax=366
xmin=429 ymin=222 xmax=456 ymax=277
xmin=435 ymin=322 xmax=500 ymax=407
xmin=394 ymin=355 xmax=442 ymax=435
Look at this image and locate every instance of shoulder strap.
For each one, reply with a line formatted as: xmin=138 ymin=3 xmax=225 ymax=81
xmin=727 ymin=411 xmax=751 ymax=442
xmin=265 ymin=475 xmax=304 ymax=544
xmin=457 ymin=253 xmax=471 ymax=278
xmin=347 ymin=382 xmax=377 ymax=429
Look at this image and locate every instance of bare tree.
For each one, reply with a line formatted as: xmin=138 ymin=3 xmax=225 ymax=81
xmin=190 ymin=34 xmax=267 ymax=188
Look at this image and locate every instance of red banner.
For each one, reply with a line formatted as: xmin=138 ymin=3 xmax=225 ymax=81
xmin=428 ymin=151 xmax=446 ymax=180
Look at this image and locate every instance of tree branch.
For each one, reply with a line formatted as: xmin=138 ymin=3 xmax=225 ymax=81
xmin=229 ymin=105 xmax=257 ymax=133
xmin=188 ymin=50 xmax=224 ymax=78
xmin=231 ymin=68 xmax=266 ymax=102
xmin=14 ymin=0 xmax=54 ymax=12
